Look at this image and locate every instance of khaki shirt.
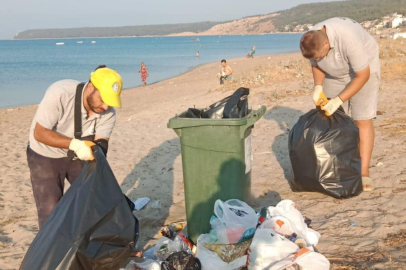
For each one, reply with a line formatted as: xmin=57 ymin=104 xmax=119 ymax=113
xmin=29 ymin=79 xmax=116 ymax=158
xmin=310 ymin=17 xmax=380 ymax=83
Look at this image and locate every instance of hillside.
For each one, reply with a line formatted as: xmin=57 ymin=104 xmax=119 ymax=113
xmin=13 ymin=21 xmax=220 ymax=39
xmin=13 ymin=0 xmax=406 ymax=39
xmin=271 ymin=0 xmax=406 ymax=31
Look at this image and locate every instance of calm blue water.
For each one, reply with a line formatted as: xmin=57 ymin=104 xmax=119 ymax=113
xmin=0 ymin=34 xmax=302 ymax=108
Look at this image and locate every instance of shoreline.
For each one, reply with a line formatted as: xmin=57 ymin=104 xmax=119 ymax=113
xmin=0 ymin=53 xmax=295 ymax=110
xmin=8 ymin=32 xmax=303 ymax=41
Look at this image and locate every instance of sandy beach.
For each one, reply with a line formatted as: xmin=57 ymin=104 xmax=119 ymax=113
xmin=0 ymin=38 xmax=405 ymax=269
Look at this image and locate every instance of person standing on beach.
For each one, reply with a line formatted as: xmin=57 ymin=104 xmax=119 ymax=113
xmin=217 ymin=59 xmax=233 ymax=85
xmin=27 ymin=65 xmax=123 ymax=228
xmin=139 ymin=62 xmax=149 ymax=86
xmin=300 ymin=17 xmax=380 ymax=191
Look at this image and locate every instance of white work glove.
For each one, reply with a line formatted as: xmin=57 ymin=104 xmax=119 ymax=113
xmin=312 ymin=85 xmax=328 ymax=106
xmin=69 ymin=139 xmax=95 ymax=161
xmin=321 ymin=96 xmax=343 ymax=116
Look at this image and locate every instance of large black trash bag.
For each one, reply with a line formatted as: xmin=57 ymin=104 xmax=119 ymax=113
xmin=20 ymin=147 xmax=139 ymax=270
xmin=182 ymin=88 xmax=249 ymax=119
xmin=288 ymin=107 xmax=362 ymax=199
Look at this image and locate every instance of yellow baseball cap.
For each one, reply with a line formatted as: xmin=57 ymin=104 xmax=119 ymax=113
xmin=90 ymin=67 xmax=123 ymax=108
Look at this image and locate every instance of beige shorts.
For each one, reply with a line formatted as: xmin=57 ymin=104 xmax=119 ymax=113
xmin=323 ymin=72 xmax=380 ymax=120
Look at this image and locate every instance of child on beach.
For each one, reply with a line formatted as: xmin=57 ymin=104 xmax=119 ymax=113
xmin=139 ymin=62 xmax=149 ymax=86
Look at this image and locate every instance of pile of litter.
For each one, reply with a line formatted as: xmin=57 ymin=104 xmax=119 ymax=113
xmin=125 ymin=199 xmax=330 ymax=270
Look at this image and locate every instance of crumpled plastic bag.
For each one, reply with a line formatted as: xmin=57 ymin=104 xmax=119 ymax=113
xmin=266 ymin=200 xmax=320 ymax=246
xmin=247 ymin=228 xmax=300 ymax=270
xmin=268 ymin=248 xmax=330 ymax=270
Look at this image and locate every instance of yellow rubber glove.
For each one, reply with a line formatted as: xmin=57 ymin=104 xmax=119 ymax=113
xmin=312 ymin=85 xmax=328 ymax=106
xmin=69 ymin=139 xmax=95 ymax=161
xmin=321 ymin=96 xmax=343 ymax=116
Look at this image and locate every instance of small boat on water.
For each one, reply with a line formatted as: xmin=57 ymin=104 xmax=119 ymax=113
xmin=190 ymin=37 xmax=195 ymax=40
xmin=56 ymin=42 xmax=64 ymax=45
xmin=77 ymin=41 xmax=83 ymax=44
xmin=91 ymin=41 xmax=96 ymax=44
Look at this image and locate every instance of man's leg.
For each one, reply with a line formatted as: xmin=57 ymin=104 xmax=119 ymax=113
xmin=355 ymin=119 xmax=375 ymax=177
xmin=27 ymin=147 xmax=66 ymax=228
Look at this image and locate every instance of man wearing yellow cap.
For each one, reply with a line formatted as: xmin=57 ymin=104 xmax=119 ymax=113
xmin=27 ymin=65 xmax=123 ymax=228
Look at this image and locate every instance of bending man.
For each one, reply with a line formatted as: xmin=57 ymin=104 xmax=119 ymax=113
xmin=27 ymin=65 xmax=123 ymax=228
xmin=300 ymin=17 xmax=380 ymax=191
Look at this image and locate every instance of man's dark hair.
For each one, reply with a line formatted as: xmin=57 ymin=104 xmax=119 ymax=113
xmin=221 ymin=59 xmax=226 ymax=63
xmin=95 ymin=64 xmax=107 ymax=71
xmin=300 ymin=31 xmax=325 ymax=59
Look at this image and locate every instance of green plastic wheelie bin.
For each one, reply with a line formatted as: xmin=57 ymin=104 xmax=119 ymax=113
xmin=167 ymin=105 xmax=267 ymax=244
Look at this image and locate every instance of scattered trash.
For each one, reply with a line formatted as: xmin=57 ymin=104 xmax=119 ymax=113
xmin=155 ymin=237 xmax=184 ymax=260
xmin=161 ymin=251 xmax=201 ymax=270
xmin=196 ymin=234 xmax=248 ymax=270
xmin=376 ymin=162 xmax=384 ymax=167
xmin=350 ymin=221 xmax=356 ymax=226
xmin=143 ymin=246 xmax=156 ymax=260
xmin=148 ymin=200 xmax=161 ymax=209
xmin=204 ymin=238 xmax=252 ymax=263
xmin=134 ymin=197 xmax=151 ymax=211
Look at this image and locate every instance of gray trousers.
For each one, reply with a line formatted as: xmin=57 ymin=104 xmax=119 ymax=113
xmin=27 ymin=147 xmax=82 ymax=228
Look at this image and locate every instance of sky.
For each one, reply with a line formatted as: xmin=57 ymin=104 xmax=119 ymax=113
xmin=0 ymin=0 xmax=337 ymax=39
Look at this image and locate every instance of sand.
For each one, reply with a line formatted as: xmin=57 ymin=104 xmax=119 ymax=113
xmin=1 ymin=39 xmax=406 ymax=269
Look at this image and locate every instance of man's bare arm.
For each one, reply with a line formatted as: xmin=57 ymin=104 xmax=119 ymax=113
xmin=34 ymin=123 xmax=72 ymax=149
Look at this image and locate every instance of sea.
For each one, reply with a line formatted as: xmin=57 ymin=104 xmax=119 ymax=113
xmin=0 ymin=34 xmax=302 ymax=108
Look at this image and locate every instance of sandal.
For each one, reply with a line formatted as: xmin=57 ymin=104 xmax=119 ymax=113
xmin=362 ymin=177 xmax=374 ymax=191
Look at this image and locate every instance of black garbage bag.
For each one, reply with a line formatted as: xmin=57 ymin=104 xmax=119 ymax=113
xmin=200 ymin=87 xmax=249 ymax=119
xmin=20 ymin=147 xmax=139 ymax=270
xmin=223 ymin=87 xmax=249 ymax=119
xmin=161 ymin=251 xmax=201 ymax=270
xmin=288 ymin=107 xmax=362 ymax=199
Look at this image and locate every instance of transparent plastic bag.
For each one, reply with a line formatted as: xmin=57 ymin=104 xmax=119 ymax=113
xmin=210 ymin=199 xmax=258 ymax=244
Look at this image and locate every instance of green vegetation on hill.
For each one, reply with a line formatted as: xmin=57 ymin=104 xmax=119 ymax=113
xmin=14 ymin=21 xmax=220 ymax=39
xmin=270 ymin=0 xmax=406 ymax=31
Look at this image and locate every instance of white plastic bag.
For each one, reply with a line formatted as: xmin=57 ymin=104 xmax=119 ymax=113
xmin=197 ymin=234 xmax=248 ymax=270
xmin=154 ymin=237 xmax=182 ymax=260
xmin=269 ymin=248 xmax=330 ymax=270
xmin=247 ymin=228 xmax=300 ymax=270
xmin=125 ymin=259 xmax=161 ymax=270
xmin=267 ymin=200 xmax=320 ymax=246
xmin=260 ymin=216 xmax=295 ymax=236
xmin=210 ymin=199 xmax=258 ymax=244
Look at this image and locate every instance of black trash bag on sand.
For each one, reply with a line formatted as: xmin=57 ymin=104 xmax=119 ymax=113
xmin=20 ymin=147 xmax=139 ymax=270
xmin=183 ymin=88 xmax=249 ymax=119
xmin=162 ymin=251 xmax=201 ymax=270
xmin=288 ymin=107 xmax=363 ymax=199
